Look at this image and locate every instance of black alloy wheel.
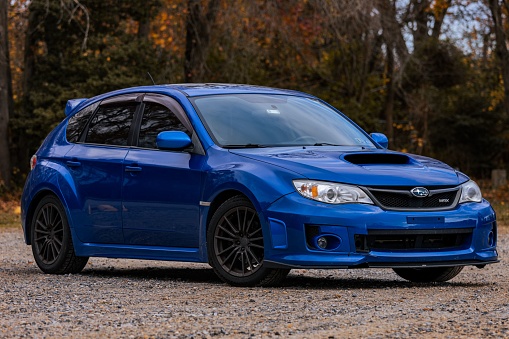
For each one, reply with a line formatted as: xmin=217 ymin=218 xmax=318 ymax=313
xmin=31 ymin=195 xmax=89 ymax=274
xmin=214 ymin=204 xmax=264 ymax=277
xmin=208 ymin=196 xmax=289 ymax=286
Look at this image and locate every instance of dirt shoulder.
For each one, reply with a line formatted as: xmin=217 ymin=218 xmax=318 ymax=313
xmin=0 ymin=227 xmax=507 ymax=338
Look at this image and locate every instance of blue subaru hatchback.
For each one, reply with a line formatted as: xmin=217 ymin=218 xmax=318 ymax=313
xmin=21 ymin=84 xmax=498 ymax=286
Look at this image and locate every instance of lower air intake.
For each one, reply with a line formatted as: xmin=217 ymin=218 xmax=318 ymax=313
xmin=355 ymin=228 xmax=473 ymax=252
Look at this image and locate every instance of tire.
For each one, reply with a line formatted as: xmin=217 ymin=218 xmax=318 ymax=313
xmin=31 ymin=195 xmax=89 ymax=274
xmin=393 ymin=266 xmax=464 ymax=283
xmin=207 ymin=196 xmax=290 ymax=287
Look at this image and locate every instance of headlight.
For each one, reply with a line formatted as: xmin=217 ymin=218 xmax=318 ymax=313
xmin=293 ymin=180 xmax=374 ymax=205
xmin=459 ymin=180 xmax=482 ymax=203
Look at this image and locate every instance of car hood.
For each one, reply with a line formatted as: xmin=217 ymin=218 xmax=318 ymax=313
xmin=229 ymin=147 xmax=468 ymax=187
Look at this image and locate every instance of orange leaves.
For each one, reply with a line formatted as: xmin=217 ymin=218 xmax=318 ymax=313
xmin=430 ymin=0 xmax=452 ymax=16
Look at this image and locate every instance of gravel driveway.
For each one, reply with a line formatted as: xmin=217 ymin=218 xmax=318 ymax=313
xmin=1 ymin=227 xmax=508 ymax=338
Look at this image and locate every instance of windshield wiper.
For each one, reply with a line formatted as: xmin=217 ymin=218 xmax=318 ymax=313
xmin=313 ymin=142 xmax=342 ymax=146
xmin=222 ymin=144 xmax=269 ymax=149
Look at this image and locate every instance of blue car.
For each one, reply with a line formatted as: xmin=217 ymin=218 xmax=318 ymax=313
xmin=21 ymin=84 xmax=498 ymax=286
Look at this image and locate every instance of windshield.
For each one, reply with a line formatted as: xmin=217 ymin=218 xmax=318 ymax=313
xmin=191 ymin=94 xmax=375 ymax=148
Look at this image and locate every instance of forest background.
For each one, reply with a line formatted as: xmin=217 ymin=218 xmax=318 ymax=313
xmin=1 ymin=0 xmax=509 ymax=191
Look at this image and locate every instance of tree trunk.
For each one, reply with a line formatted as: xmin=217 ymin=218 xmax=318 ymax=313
xmin=488 ymin=0 xmax=509 ymax=117
xmin=383 ymin=46 xmax=395 ymax=145
xmin=184 ymin=0 xmax=220 ymax=83
xmin=0 ymin=0 xmax=13 ymax=188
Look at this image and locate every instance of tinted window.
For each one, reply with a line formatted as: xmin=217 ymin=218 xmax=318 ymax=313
xmin=137 ymin=103 xmax=189 ymax=149
xmin=66 ymin=102 xmax=98 ymax=143
xmin=85 ymin=104 xmax=137 ymax=146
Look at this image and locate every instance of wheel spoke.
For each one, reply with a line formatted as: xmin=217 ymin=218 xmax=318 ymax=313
xmin=50 ymin=242 xmax=57 ymax=261
xmin=227 ymin=250 xmax=240 ymax=272
xmin=36 ymin=220 xmax=48 ymax=231
xmin=224 ymin=215 xmax=239 ymax=234
xmin=53 ymin=237 xmax=63 ymax=249
xmin=217 ymin=244 xmax=236 ymax=256
xmin=246 ymin=247 xmax=261 ymax=266
xmin=244 ymin=211 xmax=256 ymax=234
xmin=215 ymin=235 xmax=235 ymax=242
xmin=41 ymin=208 xmax=49 ymax=227
xmin=248 ymin=227 xmax=262 ymax=237
xmin=236 ymin=208 xmax=242 ymax=233
xmin=244 ymin=249 xmax=253 ymax=271
xmin=222 ymin=246 xmax=239 ymax=267
xmin=241 ymin=207 xmax=248 ymax=233
xmin=53 ymin=218 xmax=63 ymax=229
xmin=219 ymin=222 xmax=238 ymax=238
xmin=39 ymin=240 xmax=50 ymax=260
xmin=34 ymin=235 xmax=48 ymax=242
xmin=35 ymin=228 xmax=50 ymax=235
xmin=50 ymin=206 xmax=59 ymax=226
xmin=249 ymin=243 xmax=264 ymax=249
xmin=240 ymin=251 xmax=245 ymax=274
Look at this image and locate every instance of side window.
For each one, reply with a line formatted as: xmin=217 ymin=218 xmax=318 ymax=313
xmin=85 ymin=104 xmax=137 ymax=146
xmin=66 ymin=102 xmax=98 ymax=143
xmin=137 ymin=102 xmax=190 ymax=149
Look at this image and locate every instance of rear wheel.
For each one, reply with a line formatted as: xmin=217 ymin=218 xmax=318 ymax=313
xmin=207 ymin=196 xmax=289 ymax=286
xmin=393 ymin=266 xmax=464 ymax=283
xmin=31 ymin=195 xmax=89 ymax=274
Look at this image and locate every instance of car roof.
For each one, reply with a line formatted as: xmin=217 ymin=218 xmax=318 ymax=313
xmin=164 ymin=83 xmax=314 ymax=98
xmin=66 ymin=83 xmax=316 ymax=117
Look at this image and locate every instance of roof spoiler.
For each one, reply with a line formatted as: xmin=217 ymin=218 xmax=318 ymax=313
xmin=64 ymin=98 xmax=88 ymax=116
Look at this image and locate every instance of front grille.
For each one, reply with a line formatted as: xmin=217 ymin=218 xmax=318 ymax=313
xmin=367 ymin=187 xmax=459 ymax=211
xmin=355 ymin=228 xmax=472 ymax=252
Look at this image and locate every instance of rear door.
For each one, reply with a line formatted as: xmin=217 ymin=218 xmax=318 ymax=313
xmin=65 ymin=94 xmax=141 ymax=244
xmin=122 ymin=94 xmax=205 ymax=248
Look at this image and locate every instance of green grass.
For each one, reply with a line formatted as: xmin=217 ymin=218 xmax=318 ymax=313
xmin=0 ymin=194 xmax=21 ymax=229
xmin=0 ymin=211 xmax=20 ymax=228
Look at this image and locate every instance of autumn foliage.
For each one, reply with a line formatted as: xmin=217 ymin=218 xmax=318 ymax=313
xmin=1 ymin=0 xmax=509 ymax=188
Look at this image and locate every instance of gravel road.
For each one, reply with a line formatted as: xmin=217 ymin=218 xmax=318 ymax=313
xmin=1 ymin=227 xmax=508 ymax=339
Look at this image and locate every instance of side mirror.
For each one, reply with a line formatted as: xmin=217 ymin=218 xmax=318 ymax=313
xmin=370 ymin=133 xmax=388 ymax=149
xmin=156 ymin=131 xmax=192 ymax=150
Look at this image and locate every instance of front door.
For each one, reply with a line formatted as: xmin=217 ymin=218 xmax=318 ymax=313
xmin=122 ymin=97 xmax=204 ymax=248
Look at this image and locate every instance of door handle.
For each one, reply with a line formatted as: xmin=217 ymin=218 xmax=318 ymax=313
xmin=66 ymin=161 xmax=81 ymax=168
xmin=125 ymin=165 xmax=142 ymax=172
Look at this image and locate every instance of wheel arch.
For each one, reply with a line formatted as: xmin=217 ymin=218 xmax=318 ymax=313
xmin=206 ymin=189 xmax=251 ymax=230
xmin=24 ymin=161 xmax=82 ymax=245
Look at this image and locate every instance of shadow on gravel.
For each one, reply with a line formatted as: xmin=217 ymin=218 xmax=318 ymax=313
xmin=72 ymin=266 xmax=490 ymax=290
xmin=80 ymin=267 xmax=223 ymax=284
xmin=281 ymin=275 xmax=490 ymax=290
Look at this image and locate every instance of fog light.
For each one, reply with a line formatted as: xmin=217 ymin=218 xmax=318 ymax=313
xmin=317 ymin=236 xmax=328 ymax=249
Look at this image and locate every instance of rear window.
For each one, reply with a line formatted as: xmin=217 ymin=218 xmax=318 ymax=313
xmin=66 ymin=102 xmax=98 ymax=143
xmin=85 ymin=104 xmax=137 ymax=146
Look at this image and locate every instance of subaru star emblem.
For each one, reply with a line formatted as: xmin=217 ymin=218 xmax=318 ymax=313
xmin=411 ymin=187 xmax=429 ymax=198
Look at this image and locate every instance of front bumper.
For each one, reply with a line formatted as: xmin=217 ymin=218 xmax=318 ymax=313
xmin=263 ymin=192 xmax=498 ymax=269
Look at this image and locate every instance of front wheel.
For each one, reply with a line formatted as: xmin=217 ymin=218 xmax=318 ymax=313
xmin=31 ymin=195 xmax=89 ymax=274
xmin=207 ymin=196 xmax=289 ymax=286
xmin=393 ymin=266 xmax=464 ymax=283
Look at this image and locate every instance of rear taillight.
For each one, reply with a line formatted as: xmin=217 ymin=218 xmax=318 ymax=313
xmin=30 ymin=155 xmax=37 ymax=170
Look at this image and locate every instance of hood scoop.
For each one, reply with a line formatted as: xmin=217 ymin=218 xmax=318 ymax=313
xmin=343 ymin=153 xmax=414 ymax=165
